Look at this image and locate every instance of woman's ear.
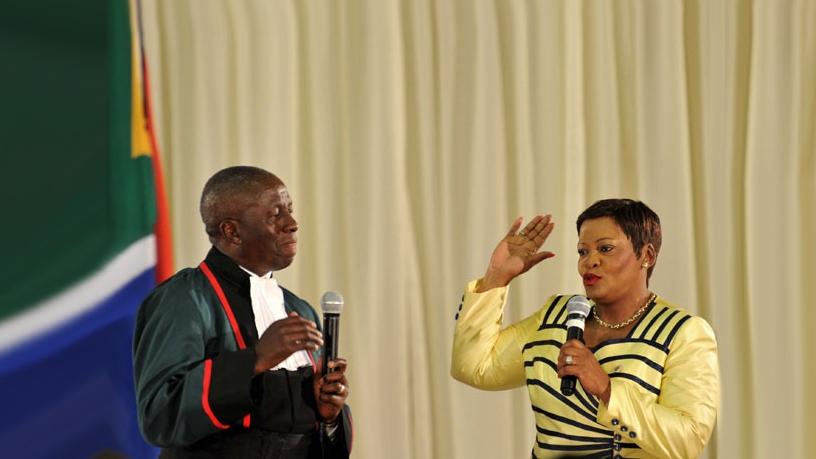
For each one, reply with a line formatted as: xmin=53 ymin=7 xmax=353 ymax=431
xmin=640 ymin=243 xmax=656 ymax=269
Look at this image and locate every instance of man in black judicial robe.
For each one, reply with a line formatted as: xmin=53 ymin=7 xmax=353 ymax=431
xmin=133 ymin=166 xmax=352 ymax=458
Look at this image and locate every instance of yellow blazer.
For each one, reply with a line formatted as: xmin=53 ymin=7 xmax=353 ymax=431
xmin=451 ymin=280 xmax=719 ymax=459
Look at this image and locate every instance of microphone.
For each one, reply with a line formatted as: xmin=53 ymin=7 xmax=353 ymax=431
xmin=320 ymin=291 xmax=344 ymax=375
xmin=560 ymin=295 xmax=591 ymax=396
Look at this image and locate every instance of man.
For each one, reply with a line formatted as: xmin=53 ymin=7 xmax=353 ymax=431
xmin=133 ymin=166 xmax=351 ymax=458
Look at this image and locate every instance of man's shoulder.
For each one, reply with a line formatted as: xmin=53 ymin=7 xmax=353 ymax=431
xmin=138 ymin=267 xmax=208 ymax=315
xmin=155 ymin=266 xmax=200 ymax=287
xmin=152 ymin=267 xmax=204 ymax=295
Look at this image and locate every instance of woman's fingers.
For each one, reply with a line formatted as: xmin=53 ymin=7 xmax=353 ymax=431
xmin=504 ymin=214 xmax=554 ymax=243
xmin=518 ymin=214 xmax=552 ymax=246
xmin=504 ymin=214 xmax=555 ymax=272
xmin=482 ymin=214 xmax=556 ymax=288
xmin=532 ymin=220 xmax=555 ymax=246
xmin=505 ymin=216 xmax=524 ymax=238
xmin=535 ymin=215 xmax=552 ymax=236
xmin=558 ymin=339 xmax=587 ymax=368
xmin=519 ymin=215 xmax=544 ymax=237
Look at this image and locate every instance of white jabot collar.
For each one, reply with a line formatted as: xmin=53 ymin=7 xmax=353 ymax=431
xmin=239 ymin=265 xmax=311 ymax=371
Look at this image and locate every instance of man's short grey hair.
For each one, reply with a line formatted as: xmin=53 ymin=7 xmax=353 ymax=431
xmin=199 ymin=166 xmax=279 ymax=237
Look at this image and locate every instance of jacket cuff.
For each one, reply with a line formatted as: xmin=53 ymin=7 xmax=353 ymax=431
xmin=208 ymin=348 xmax=257 ymax=423
xmin=596 ymin=379 xmax=640 ymax=441
xmin=322 ymin=405 xmax=353 ymax=458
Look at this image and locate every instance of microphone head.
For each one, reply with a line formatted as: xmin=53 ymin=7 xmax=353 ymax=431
xmin=320 ymin=291 xmax=344 ymax=315
xmin=565 ymin=295 xmax=591 ymax=330
xmin=566 ymin=295 xmax=591 ymax=317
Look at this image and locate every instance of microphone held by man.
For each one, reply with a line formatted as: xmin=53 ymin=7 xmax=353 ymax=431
xmin=320 ymin=291 xmax=344 ymax=376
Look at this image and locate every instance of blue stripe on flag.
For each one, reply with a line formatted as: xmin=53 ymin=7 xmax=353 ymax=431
xmin=0 ymin=267 xmax=158 ymax=459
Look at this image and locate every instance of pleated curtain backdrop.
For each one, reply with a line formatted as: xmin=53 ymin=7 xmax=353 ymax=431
xmin=140 ymin=1 xmax=816 ymax=458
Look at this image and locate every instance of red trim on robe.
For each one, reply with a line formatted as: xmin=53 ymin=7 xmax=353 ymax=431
xmin=202 ymin=359 xmax=229 ymax=430
xmin=200 ymin=262 xmax=247 ymax=349
xmin=200 ymin=261 xmax=252 ymax=428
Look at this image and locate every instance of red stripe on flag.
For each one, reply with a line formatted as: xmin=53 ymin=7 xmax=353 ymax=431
xmin=141 ymin=55 xmax=174 ymax=282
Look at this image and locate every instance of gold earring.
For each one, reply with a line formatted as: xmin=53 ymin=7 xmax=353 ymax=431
xmin=642 ymin=262 xmax=649 ymax=269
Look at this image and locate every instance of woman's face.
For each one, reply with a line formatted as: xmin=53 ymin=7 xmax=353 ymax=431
xmin=577 ymin=217 xmax=648 ymax=304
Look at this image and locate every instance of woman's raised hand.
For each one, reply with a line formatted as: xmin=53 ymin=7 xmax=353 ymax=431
xmin=476 ymin=214 xmax=556 ymax=292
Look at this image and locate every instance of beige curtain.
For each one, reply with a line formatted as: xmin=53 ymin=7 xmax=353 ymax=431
xmin=140 ymin=1 xmax=816 ymax=458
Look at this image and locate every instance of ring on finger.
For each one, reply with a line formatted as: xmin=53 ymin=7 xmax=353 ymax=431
xmin=565 ymin=355 xmax=574 ymax=365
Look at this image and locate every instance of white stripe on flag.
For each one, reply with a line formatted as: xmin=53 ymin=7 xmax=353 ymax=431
xmin=0 ymin=235 xmax=156 ymax=352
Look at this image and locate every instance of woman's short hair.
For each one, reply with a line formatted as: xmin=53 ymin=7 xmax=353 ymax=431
xmin=576 ymin=199 xmax=662 ymax=278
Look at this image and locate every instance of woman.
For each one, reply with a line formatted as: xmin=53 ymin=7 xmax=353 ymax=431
xmin=451 ymin=199 xmax=719 ymax=459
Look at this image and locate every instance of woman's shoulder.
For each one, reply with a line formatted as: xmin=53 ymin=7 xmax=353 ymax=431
xmin=534 ymin=294 xmax=586 ymax=327
xmin=650 ymin=296 xmax=712 ymax=327
xmin=643 ymin=296 xmax=716 ymax=351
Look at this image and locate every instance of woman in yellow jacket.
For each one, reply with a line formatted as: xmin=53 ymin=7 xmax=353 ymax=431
xmin=451 ymin=199 xmax=719 ymax=459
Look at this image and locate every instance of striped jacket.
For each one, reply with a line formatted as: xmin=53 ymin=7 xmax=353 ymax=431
xmin=451 ymin=280 xmax=719 ymax=459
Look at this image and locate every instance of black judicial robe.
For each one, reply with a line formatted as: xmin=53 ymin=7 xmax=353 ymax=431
xmin=133 ymin=247 xmax=352 ymax=458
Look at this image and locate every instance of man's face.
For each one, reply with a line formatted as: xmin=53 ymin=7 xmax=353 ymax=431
xmin=233 ymin=180 xmax=298 ymax=274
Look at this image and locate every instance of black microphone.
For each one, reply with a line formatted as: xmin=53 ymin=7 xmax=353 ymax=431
xmin=320 ymin=291 xmax=344 ymax=375
xmin=560 ymin=295 xmax=591 ymax=396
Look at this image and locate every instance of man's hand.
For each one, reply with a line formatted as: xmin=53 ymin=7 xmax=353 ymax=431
xmin=254 ymin=312 xmax=323 ymax=375
xmin=314 ymin=358 xmax=349 ymax=423
xmin=477 ymin=214 xmax=556 ymax=292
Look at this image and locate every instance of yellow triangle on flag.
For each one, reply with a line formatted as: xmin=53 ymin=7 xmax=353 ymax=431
xmin=130 ymin=0 xmax=152 ymax=159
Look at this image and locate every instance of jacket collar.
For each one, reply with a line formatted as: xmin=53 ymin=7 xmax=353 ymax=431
xmin=203 ymin=246 xmax=251 ymax=291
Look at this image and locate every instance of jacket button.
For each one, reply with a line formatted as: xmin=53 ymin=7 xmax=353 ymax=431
xmin=614 ymin=433 xmax=621 ymax=441
xmin=611 ymin=418 xmax=620 ymax=426
xmin=620 ymin=425 xmax=628 ymax=432
xmin=629 ymin=431 xmax=637 ymax=438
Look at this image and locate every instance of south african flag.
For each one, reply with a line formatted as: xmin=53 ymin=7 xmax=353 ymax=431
xmin=0 ymin=1 xmax=171 ymax=457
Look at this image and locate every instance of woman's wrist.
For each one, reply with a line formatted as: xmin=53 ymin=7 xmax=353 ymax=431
xmin=599 ymin=379 xmax=612 ymax=405
xmin=476 ymin=272 xmax=511 ymax=292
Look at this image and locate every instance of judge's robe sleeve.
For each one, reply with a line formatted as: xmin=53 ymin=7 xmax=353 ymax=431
xmin=133 ymin=278 xmax=257 ymax=447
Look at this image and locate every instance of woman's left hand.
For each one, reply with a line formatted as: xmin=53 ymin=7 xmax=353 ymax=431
xmin=557 ymin=340 xmax=612 ymax=404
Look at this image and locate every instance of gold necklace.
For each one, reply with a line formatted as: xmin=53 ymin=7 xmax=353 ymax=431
xmin=592 ymin=293 xmax=657 ymax=329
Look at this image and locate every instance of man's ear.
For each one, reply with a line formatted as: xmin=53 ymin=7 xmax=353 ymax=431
xmin=220 ymin=219 xmax=241 ymax=245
